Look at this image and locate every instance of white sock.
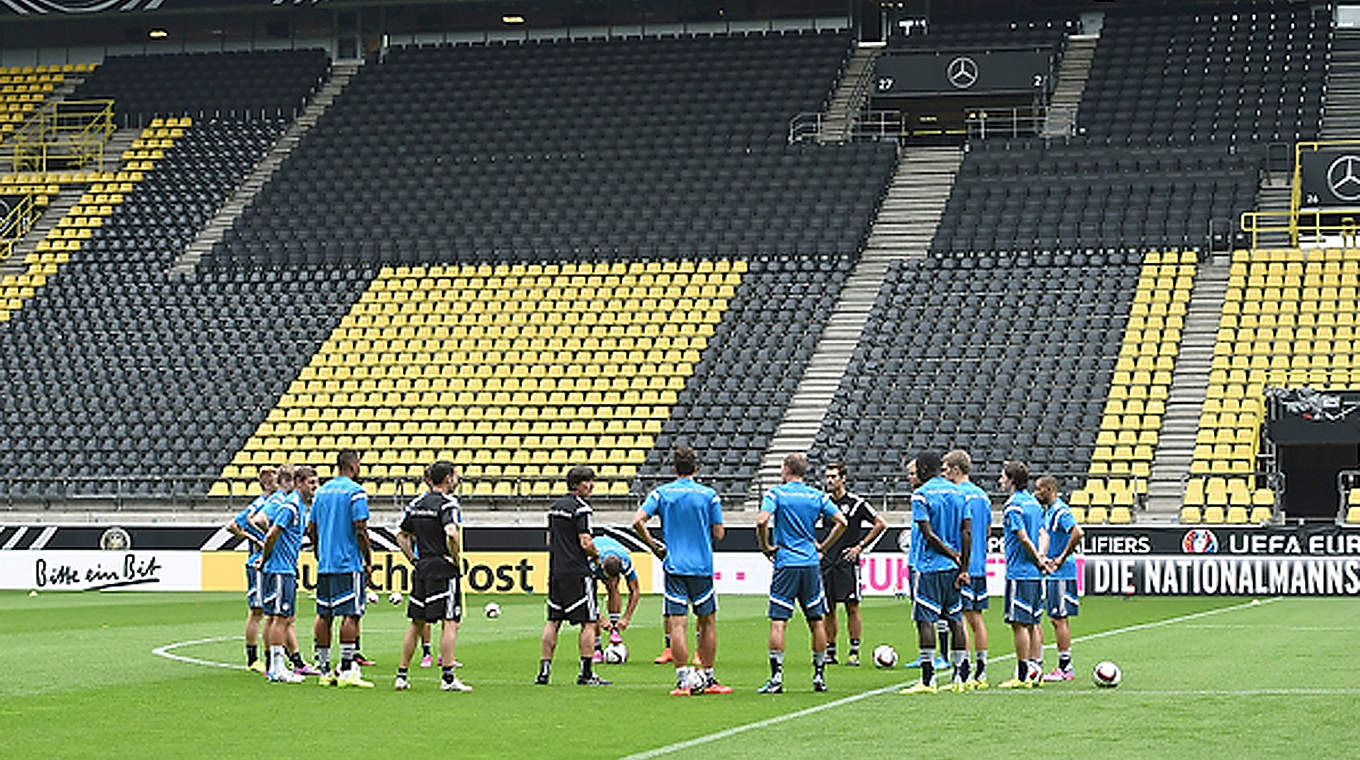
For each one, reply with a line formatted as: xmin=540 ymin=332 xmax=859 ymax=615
xmin=269 ymin=645 xmax=286 ymax=676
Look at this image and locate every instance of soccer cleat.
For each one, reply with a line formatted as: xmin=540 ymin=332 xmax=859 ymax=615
xmin=997 ymin=678 xmax=1032 ymax=690
xmin=700 ymin=678 xmax=733 ymax=695
xmin=534 ymin=674 xmax=550 ymax=685
xmin=317 ymin=671 xmax=338 ymax=687
xmin=934 ymin=656 xmax=951 ymax=670
xmin=336 ymin=668 xmax=374 ymax=689
xmin=608 ymin=629 xmax=623 ymax=646
xmin=825 ymin=653 xmax=839 ymax=665
xmin=903 ymin=659 xmax=922 ymax=669
xmin=577 ymin=675 xmax=612 ymax=686
xmin=946 ymin=680 xmax=968 ymax=694
xmin=441 ymin=677 xmax=473 ymax=692
xmin=354 ymin=653 xmax=376 ymax=667
xmin=653 ymin=647 xmax=674 ymax=664
xmin=812 ymin=676 xmax=828 ymax=693
xmin=845 ymin=652 xmax=860 ymax=667
xmin=669 ymin=686 xmax=692 ymax=697
xmin=294 ymin=663 xmax=322 ymax=677
xmin=273 ymin=669 xmax=306 ymax=684
xmin=247 ymin=661 xmax=266 ymax=674
xmin=394 ymin=675 xmax=411 ymax=691
xmin=592 ymin=650 xmax=605 ymax=664
xmin=692 ymin=652 xmax=703 ymax=666
xmin=757 ymin=678 xmax=783 ymax=694
xmin=420 ymin=655 xmax=433 ymax=668
xmin=969 ymin=677 xmax=989 ymax=691
xmin=1042 ymin=666 xmax=1075 ymax=682
xmin=448 ymin=659 xmax=463 ymax=668
xmin=899 ymin=681 xmax=938 ymax=695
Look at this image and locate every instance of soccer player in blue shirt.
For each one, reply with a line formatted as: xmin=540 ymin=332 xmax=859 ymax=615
xmin=1035 ymin=475 xmax=1084 ymax=682
xmin=633 ymin=446 xmax=728 ymax=695
xmin=588 ymin=535 xmax=641 ymax=662
xmin=755 ymin=453 xmax=846 ymax=694
xmin=259 ymin=465 xmax=316 ymax=684
xmin=944 ymin=449 xmax=993 ymax=688
xmin=998 ymin=461 xmax=1047 ymax=689
xmin=306 ymin=449 xmax=373 ymax=688
xmin=900 ymin=451 xmax=971 ymax=695
xmin=225 ymin=465 xmax=276 ymax=672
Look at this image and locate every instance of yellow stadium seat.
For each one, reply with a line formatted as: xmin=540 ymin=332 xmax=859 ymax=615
xmin=1202 ymin=506 xmax=1226 ymax=523
xmin=1180 ymin=506 xmax=1202 ymax=523
xmin=1225 ymin=506 xmax=1249 ymax=524
xmin=1248 ymin=506 xmax=1273 ymax=524
xmin=1084 ymin=506 xmax=1108 ymax=524
xmin=1108 ymin=506 xmax=1132 ymax=524
xmin=1347 ymin=507 xmax=1360 ymax=524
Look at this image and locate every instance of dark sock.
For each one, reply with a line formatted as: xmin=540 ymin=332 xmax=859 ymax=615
xmin=1017 ymin=660 xmax=1029 ymax=682
xmin=538 ymin=659 xmax=551 ymax=678
xmin=769 ymin=651 xmax=784 ymax=680
xmin=938 ymin=630 xmax=950 ymax=658
xmin=849 ymin=638 xmax=860 ymax=655
xmin=289 ymin=651 xmax=305 ymax=668
xmin=1059 ymin=651 xmax=1072 ymax=670
xmin=664 ymin=633 xmax=671 ymax=648
xmin=594 ymin=640 xmax=604 ymax=654
xmin=246 ymin=644 xmax=258 ymax=665
xmin=263 ymin=649 xmax=271 ymax=672
xmin=579 ymin=656 xmax=593 ymax=679
xmin=398 ymin=667 xmax=408 ymax=678
xmin=922 ymin=659 xmax=935 ymax=685
xmin=442 ymin=666 xmax=454 ymax=683
xmin=976 ymin=652 xmax=987 ymax=679
xmin=828 ymin=642 xmax=837 ymax=657
xmin=958 ymin=658 xmax=971 ymax=683
xmin=422 ymin=644 xmax=431 ymax=657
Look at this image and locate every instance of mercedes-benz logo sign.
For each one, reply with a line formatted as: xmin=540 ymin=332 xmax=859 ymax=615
xmin=947 ymin=56 xmax=978 ymax=90
xmin=1327 ymin=155 xmax=1360 ymax=202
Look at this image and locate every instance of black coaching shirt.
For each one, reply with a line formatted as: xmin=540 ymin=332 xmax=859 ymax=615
xmin=399 ymin=491 xmax=462 ymax=579
xmin=820 ymin=491 xmax=880 ymax=570
xmin=548 ymin=493 xmax=592 ymax=579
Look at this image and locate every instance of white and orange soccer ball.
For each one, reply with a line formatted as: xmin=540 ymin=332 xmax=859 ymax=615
xmin=603 ymin=643 xmax=628 ymax=664
xmin=873 ymin=644 xmax=898 ymax=669
xmin=484 ymin=601 xmax=501 ymax=618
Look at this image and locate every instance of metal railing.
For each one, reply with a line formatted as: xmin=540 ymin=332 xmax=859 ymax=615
xmin=965 ymin=106 xmax=1048 ymax=140
xmin=0 ymin=191 xmax=39 ymax=260
xmin=2 ymin=99 xmax=114 ymax=173
xmin=789 ymin=109 xmax=903 ymax=145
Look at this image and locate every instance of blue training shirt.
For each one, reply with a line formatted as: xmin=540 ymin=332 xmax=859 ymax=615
xmin=262 ymin=490 xmax=303 ymax=575
xmin=233 ymin=490 xmax=275 ymax=566
xmin=760 ymin=480 xmax=838 ymax=569
xmin=957 ymin=480 xmax=992 ymax=577
xmin=590 ymin=535 xmax=637 ymax=582
xmin=642 ymin=477 xmax=723 ymax=576
xmin=912 ymin=476 xmax=967 ymax=573
xmin=1003 ymin=489 xmax=1045 ymax=580
xmin=1044 ymin=497 xmax=1079 ymax=580
xmin=307 ymin=475 xmax=370 ymax=573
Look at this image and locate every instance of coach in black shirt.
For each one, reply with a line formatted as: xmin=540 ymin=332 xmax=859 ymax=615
xmin=536 ymin=465 xmax=610 ymax=686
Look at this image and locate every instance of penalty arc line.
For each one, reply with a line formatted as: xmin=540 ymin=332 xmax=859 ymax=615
xmin=619 ymin=596 xmax=1285 ymax=760
xmin=151 ymin=629 xmax=420 ymax=671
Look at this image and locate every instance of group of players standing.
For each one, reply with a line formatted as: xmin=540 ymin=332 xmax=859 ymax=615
xmin=226 ymin=444 xmax=1084 ymax=695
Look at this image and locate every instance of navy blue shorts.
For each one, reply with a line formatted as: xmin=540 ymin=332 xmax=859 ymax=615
xmin=1005 ymin=579 xmax=1044 ymax=625
xmin=768 ymin=565 xmax=826 ymax=621
xmin=959 ymin=573 xmax=989 ymax=611
xmin=664 ymin=574 xmax=717 ymax=617
xmin=316 ymin=571 xmax=367 ymax=618
xmin=821 ymin=562 xmax=861 ymax=604
xmin=1044 ymin=578 xmax=1080 ymax=618
xmin=911 ymin=569 xmax=962 ymax=623
xmin=245 ymin=565 xmax=264 ymax=610
xmin=261 ymin=572 xmax=296 ymax=618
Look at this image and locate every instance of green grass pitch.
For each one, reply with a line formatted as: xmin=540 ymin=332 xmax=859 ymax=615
xmin=4 ymin=590 xmax=1358 ymax=758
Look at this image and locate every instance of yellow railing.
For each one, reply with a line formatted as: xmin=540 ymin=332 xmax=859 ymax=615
xmin=0 ymin=191 xmax=37 ymax=260
xmin=1240 ymin=140 xmax=1360 ymax=248
xmin=3 ymin=99 xmax=114 ymax=173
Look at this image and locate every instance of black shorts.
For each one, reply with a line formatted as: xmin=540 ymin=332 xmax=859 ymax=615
xmin=408 ymin=569 xmax=462 ymax=623
xmin=546 ymin=575 xmax=597 ymax=625
xmin=822 ymin=562 xmax=862 ymax=605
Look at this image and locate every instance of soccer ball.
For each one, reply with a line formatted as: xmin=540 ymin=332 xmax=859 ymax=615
xmin=365 ymin=590 xmax=378 ymax=604
xmin=484 ymin=602 xmax=501 ymax=618
xmin=685 ymin=667 xmax=708 ymax=691
xmin=388 ymin=591 xmax=403 ymax=606
xmin=603 ymin=643 xmax=628 ymax=664
xmin=873 ymin=644 xmax=898 ymax=669
xmin=1093 ymin=661 xmax=1122 ymax=688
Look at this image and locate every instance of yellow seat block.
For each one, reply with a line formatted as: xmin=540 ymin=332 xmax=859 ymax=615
xmin=1085 ymin=505 xmax=1108 ymax=524
xmin=1225 ymin=506 xmax=1249 ymax=524
xmin=1108 ymin=506 xmax=1132 ymax=524
xmin=1202 ymin=506 xmax=1226 ymax=523
xmin=1180 ymin=506 xmax=1202 ymax=523
xmin=1248 ymin=506 xmax=1273 ymax=524
xmin=1347 ymin=507 xmax=1360 ymax=524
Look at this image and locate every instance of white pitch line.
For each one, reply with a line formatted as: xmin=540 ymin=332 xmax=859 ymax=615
xmin=1027 ymin=688 xmax=1360 ymax=697
xmin=152 ymin=636 xmax=250 ymax=671
xmin=619 ymin=597 xmax=1285 ymax=760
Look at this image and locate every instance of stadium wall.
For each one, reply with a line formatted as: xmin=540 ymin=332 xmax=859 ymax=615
xmin=3 ymin=525 xmax=1358 ymax=596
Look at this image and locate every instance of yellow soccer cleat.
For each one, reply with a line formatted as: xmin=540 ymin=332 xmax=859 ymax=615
xmin=336 ymin=668 xmax=374 ymax=688
xmin=248 ymin=661 xmax=266 ymax=674
xmin=997 ymin=678 xmax=1031 ymax=690
xmin=898 ymin=681 xmax=938 ymax=695
xmin=969 ymin=677 xmax=989 ymax=691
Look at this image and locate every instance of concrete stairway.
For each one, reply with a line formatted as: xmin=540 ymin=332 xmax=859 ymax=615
xmin=1145 ymin=257 xmax=1231 ymax=512
xmin=757 ymin=146 xmax=963 ymax=489
xmin=170 ymin=62 xmax=361 ymax=276
xmin=818 ymin=46 xmax=880 ymax=144
xmin=1042 ymin=34 xmax=1098 ymax=138
xmin=0 ymin=186 xmax=80 ymax=276
xmin=1321 ymin=28 xmax=1360 ymax=139
xmin=1251 ymin=178 xmax=1293 ymax=249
